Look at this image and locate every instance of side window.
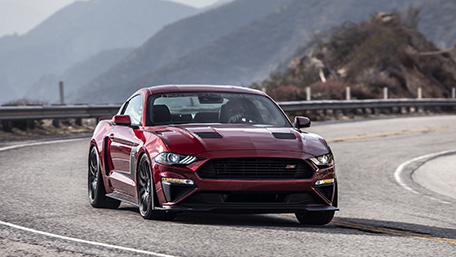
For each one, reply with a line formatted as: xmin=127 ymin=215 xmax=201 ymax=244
xmin=123 ymin=95 xmax=143 ymax=125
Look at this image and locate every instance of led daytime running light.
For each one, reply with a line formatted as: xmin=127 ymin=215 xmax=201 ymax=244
xmin=180 ymin=155 xmax=197 ymax=165
xmin=161 ymin=177 xmax=194 ymax=185
xmin=315 ymin=178 xmax=335 ymax=185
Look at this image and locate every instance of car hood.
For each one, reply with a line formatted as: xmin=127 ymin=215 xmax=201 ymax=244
xmin=146 ymin=125 xmax=330 ymax=157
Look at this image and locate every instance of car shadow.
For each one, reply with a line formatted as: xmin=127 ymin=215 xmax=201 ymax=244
xmin=118 ymin=206 xmax=456 ymax=240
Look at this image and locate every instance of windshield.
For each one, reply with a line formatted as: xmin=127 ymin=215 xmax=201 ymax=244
xmin=146 ymin=92 xmax=290 ymax=127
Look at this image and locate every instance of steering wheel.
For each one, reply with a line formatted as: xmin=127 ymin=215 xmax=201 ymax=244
xmin=228 ymin=114 xmax=258 ymax=123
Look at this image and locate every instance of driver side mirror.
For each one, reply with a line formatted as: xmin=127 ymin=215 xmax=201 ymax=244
xmin=294 ymin=116 xmax=311 ymax=128
xmin=113 ymin=115 xmax=131 ymax=126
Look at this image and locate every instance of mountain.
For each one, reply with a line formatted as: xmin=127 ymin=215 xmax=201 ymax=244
xmin=201 ymin=0 xmax=234 ymax=11
xmin=70 ymin=0 xmax=287 ymax=103
xmin=258 ymin=11 xmax=456 ymax=101
xmin=0 ymin=0 xmax=46 ymax=36
xmin=0 ymin=0 xmax=198 ymax=104
xmin=25 ymin=48 xmax=133 ymax=103
xmin=418 ymin=0 xmax=456 ymax=49
xmin=76 ymin=0 xmax=449 ymax=103
xmin=0 ymin=77 xmax=16 ymax=104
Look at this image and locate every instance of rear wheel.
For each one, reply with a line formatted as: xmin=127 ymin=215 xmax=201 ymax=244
xmin=295 ymin=210 xmax=335 ymax=225
xmin=137 ymin=154 xmax=176 ymax=221
xmin=88 ymin=146 xmax=120 ymax=209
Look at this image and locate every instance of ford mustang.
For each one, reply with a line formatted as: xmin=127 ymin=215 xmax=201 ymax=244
xmin=88 ymin=85 xmax=338 ymax=224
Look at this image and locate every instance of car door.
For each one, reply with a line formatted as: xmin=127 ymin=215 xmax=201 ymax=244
xmin=108 ymin=94 xmax=143 ymax=197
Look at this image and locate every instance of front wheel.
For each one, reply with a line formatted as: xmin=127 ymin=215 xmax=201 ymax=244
xmin=88 ymin=146 xmax=121 ymax=209
xmin=295 ymin=210 xmax=335 ymax=225
xmin=137 ymin=154 xmax=176 ymax=221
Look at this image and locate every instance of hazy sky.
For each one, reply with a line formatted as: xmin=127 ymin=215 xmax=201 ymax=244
xmin=0 ymin=0 xmax=219 ymax=37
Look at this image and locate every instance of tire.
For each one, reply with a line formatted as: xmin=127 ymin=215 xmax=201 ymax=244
xmin=137 ymin=154 xmax=176 ymax=221
xmin=88 ymin=146 xmax=121 ymax=209
xmin=295 ymin=210 xmax=335 ymax=225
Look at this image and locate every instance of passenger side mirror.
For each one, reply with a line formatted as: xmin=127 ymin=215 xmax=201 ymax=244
xmin=294 ymin=116 xmax=311 ymax=128
xmin=113 ymin=115 xmax=131 ymax=126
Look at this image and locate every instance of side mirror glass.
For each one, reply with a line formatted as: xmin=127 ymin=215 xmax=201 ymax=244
xmin=113 ymin=115 xmax=131 ymax=126
xmin=294 ymin=116 xmax=311 ymax=128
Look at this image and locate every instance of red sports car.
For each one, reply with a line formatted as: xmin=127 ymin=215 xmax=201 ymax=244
xmin=88 ymin=85 xmax=338 ymax=224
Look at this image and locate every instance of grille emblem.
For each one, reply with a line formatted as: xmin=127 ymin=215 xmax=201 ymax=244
xmin=286 ymin=165 xmax=296 ymax=169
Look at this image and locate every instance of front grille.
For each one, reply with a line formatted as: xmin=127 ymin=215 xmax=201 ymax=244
xmin=197 ymin=158 xmax=314 ymax=179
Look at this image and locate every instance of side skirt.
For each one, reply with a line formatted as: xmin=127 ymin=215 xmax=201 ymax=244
xmin=106 ymin=190 xmax=138 ymax=206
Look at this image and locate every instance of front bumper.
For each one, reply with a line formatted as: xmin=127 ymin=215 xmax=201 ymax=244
xmin=153 ymin=153 xmax=337 ymax=213
xmin=160 ymin=190 xmax=338 ymax=213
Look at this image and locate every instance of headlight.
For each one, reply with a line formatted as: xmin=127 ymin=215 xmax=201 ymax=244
xmin=310 ymin=153 xmax=334 ymax=167
xmin=154 ymin=152 xmax=197 ymax=165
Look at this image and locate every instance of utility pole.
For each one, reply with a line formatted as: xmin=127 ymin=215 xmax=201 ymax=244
xmin=59 ymin=81 xmax=64 ymax=105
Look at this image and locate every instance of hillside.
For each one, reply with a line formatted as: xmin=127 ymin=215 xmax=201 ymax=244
xmin=201 ymin=0 xmax=234 ymax=11
xmin=256 ymin=11 xmax=456 ymax=101
xmin=73 ymin=0 xmax=446 ymax=104
xmin=0 ymin=0 xmax=198 ymax=103
xmin=70 ymin=0 xmax=287 ymax=103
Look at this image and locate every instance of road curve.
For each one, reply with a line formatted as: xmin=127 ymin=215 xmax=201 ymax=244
xmin=1 ymin=115 xmax=455 ymax=256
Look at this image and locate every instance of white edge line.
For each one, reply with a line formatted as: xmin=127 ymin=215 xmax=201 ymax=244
xmin=394 ymin=158 xmax=420 ymax=194
xmin=0 ymin=138 xmax=85 ymax=152
xmin=0 ymin=138 xmax=176 ymax=257
xmin=0 ymin=220 xmax=175 ymax=257
xmin=394 ymin=149 xmax=456 ymax=202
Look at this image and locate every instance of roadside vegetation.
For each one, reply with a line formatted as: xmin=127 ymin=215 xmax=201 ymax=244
xmin=252 ymin=8 xmax=456 ymax=101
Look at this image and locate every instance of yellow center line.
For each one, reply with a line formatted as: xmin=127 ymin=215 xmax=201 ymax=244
xmin=326 ymin=126 xmax=456 ymax=142
xmin=281 ymin=214 xmax=456 ymax=245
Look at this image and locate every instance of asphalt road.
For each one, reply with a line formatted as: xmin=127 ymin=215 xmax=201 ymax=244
xmin=1 ymin=115 xmax=455 ymax=256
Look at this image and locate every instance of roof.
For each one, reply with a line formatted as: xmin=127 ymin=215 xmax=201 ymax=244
xmin=144 ymin=84 xmax=265 ymax=96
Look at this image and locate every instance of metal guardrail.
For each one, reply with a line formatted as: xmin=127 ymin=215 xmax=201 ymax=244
xmin=278 ymin=98 xmax=456 ymax=112
xmin=0 ymin=105 xmax=121 ymax=121
xmin=0 ymin=99 xmax=455 ymax=122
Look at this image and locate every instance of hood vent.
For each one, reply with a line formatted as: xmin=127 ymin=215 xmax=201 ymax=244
xmin=195 ymin=132 xmax=223 ymax=139
xmin=272 ymin=132 xmax=296 ymax=140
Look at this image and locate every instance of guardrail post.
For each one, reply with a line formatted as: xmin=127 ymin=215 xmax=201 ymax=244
xmin=2 ymin=120 xmax=12 ymax=132
xmin=383 ymin=87 xmax=388 ymax=99
xmin=346 ymin=87 xmax=351 ymax=100
xmin=59 ymin=81 xmax=64 ymax=105
xmin=306 ymin=87 xmax=311 ymax=101
xmin=417 ymin=87 xmax=422 ymax=99
xmin=452 ymin=87 xmax=455 ymax=99
xmin=52 ymin=119 xmax=60 ymax=128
